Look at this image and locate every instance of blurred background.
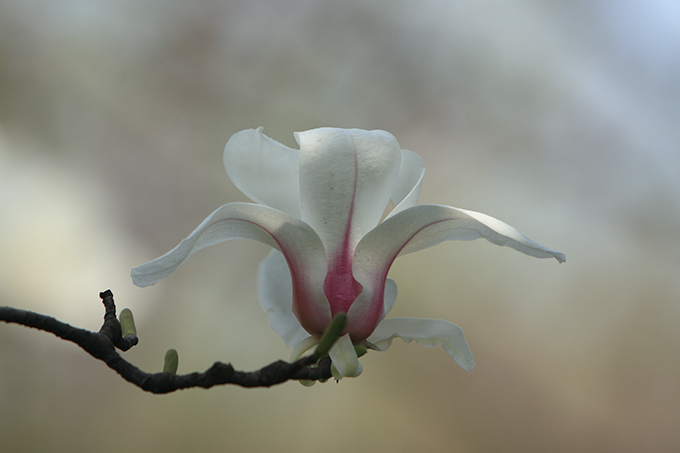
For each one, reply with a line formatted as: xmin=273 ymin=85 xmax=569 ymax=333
xmin=1 ymin=0 xmax=679 ymax=451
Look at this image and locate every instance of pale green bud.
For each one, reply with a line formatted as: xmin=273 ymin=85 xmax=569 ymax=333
xmin=119 ymin=308 xmax=137 ymax=338
xmin=163 ymin=349 xmax=179 ymax=374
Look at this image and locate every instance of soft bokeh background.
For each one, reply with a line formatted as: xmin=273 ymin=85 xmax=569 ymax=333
xmin=1 ymin=0 xmax=679 ymax=451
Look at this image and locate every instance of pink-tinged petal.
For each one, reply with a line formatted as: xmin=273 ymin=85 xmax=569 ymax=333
xmin=386 ymin=150 xmax=426 ymax=219
xmin=295 ymin=128 xmax=402 ymax=317
xmin=348 ymin=204 xmax=565 ymax=339
xmin=367 ymin=318 xmax=475 ymax=372
xmin=257 ymin=249 xmax=309 ymax=346
xmin=342 ymin=277 xmax=397 ymax=342
xmin=131 ymin=202 xmax=332 ymax=334
xmin=223 ymin=128 xmax=301 ymax=218
xmin=328 ymin=333 xmax=362 ymax=378
xmin=295 ymin=128 xmax=402 ymax=253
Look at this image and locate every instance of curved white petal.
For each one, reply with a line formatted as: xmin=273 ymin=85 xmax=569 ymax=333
xmin=355 ymin=204 xmax=565 ymax=281
xmin=328 ymin=333 xmax=362 ymax=378
xmin=349 ymin=204 xmax=565 ymax=339
xmin=295 ymin=128 xmax=402 ymax=253
xmin=257 ymin=249 xmax=309 ymax=346
xmin=397 ymin=206 xmax=566 ymax=262
xmin=382 ymin=278 xmax=398 ymax=320
xmin=131 ymin=202 xmax=332 ymax=334
xmin=368 ymin=317 xmax=475 ymax=372
xmin=223 ymin=128 xmax=301 ymax=218
xmin=290 ymin=336 xmax=319 ymax=362
xmin=386 ymin=149 xmax=426 ymax=219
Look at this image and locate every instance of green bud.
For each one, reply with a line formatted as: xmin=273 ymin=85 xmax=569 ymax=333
xmin=354 ymin=345 xmax=367 ymax=357
xmin=119 ymin=308 xmax=137 ymax=338
xmin=163 ymin=349 xmax=179 ymax=374
xmin=313 ymin=312 xmax=347 ymax=359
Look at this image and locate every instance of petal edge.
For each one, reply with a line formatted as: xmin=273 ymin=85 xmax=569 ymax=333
xmin=258 ymin=249 xmax=309 ymax=346
xmin=223 ymin=128 xmax=301 ymax=218
xmin=368 ymin=317 xmax=475 ymax=372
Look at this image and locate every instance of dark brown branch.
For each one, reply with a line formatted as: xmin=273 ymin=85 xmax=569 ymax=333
xmin=0 ymin=290 xmax=332 ymax=393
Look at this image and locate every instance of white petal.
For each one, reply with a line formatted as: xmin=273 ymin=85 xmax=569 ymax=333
xmin=290 ymin=336 xmax=319 ymax=362
xmin=386 ymin=149 xmax=426 ymax=219
xmin=403 ymin=205 xmax=567 ymax=261
xmin=295 ymin=128 xmax=402 ymax=254
xmin=223 ymin=128 xmax=301 ymax=218
xmin=354 ymin=204 xmax=565 ymax=282
xmin=258 ymin=250 xmax=310 ymax=346
xmin=331 ymin=361 xmax=363 ymax=381
xmin=130 ymin=203 xmax=332 ymax=333
xmin=368 ymin=318 xmax=475 ymax=372
xmin=328 ymin=333 xmax=362 ymax=378
xmin=382 ymin=278 xmax=398 ymax=320
xmin=349 ymin=204 xmax=564 ymax=340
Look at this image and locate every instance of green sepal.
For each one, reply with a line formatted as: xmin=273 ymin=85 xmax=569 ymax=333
xmin=313 ymin=312 xmax=347 ymax=360
xmin=163 ymin=349 xmax=179 ymax=374
xmin=354 ymin=345 xmax=367 ymax=357
xmin=119 ymin=308 xmax=137 ymax=338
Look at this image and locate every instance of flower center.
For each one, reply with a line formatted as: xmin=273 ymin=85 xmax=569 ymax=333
xmin=323 ymin=239 xmax=363 ymax=318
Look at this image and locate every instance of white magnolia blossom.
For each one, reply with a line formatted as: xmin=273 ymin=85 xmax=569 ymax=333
xmin=132 ymin=127 xmax=565 ymax=379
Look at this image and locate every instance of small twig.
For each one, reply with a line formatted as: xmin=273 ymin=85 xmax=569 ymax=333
xmin=0 ymin=290 xmax=332 ymax=393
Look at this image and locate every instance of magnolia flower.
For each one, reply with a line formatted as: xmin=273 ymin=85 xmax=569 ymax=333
xmin=132 ymin=127 xmax=565 ymax=379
